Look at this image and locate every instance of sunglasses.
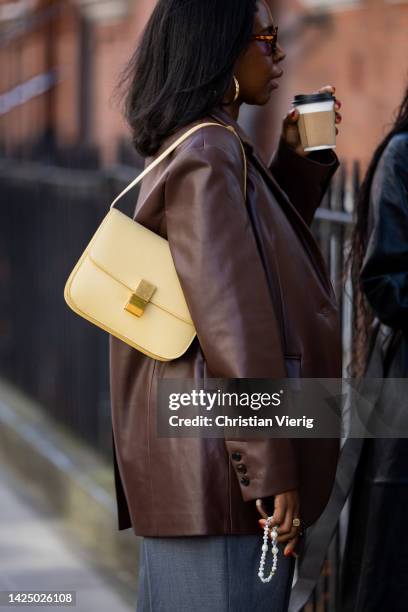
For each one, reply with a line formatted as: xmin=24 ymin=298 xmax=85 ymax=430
xmin=252 ymin=26 xmax=279 ymax=56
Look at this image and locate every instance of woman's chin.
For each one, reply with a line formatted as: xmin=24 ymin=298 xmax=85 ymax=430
xmin=248 ymin=87 xmax=277 ymax=105
xmin=257 ymin=91 xmax=275 ymax=105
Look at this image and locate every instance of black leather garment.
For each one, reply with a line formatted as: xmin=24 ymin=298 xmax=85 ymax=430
xmin=340 ymin=132 xmax=408 ymax=612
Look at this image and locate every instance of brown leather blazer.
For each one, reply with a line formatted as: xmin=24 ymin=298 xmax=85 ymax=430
xmin=109 ymin=107 xmax=342 ymax=536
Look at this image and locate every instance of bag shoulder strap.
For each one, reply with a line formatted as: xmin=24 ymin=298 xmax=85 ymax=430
xmin=110 ymin=121 xmax=247 ymax=210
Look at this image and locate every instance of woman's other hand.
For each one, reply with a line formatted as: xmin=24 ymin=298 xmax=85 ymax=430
xmin=256 ymin=490 xmax=301 ymax=557
xmin=281 ymin=84 xmax=342 ymax=157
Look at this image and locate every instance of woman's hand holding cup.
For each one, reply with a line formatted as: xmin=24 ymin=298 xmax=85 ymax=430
xmin=281 ymin=84 xmax=342 ymax=157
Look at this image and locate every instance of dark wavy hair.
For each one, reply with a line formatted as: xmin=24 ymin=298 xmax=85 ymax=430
xmin=115 ymin=0 xmax=258 ymax=157
xmin=348 ymin=84 xmax=408 ymax=377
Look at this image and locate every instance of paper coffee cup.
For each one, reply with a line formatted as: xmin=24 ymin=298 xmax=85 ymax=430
xmin=292 ymin=92 xmax=336 ymax=152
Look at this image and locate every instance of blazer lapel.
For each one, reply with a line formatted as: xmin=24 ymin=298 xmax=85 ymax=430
xmin=249 ymin=149 xmax=335 ymax=297
xmin=209 ymin=109 xmax=335 ymax=298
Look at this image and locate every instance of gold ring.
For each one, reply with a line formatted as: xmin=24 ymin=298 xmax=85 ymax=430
xmin=292 ymin=518 xmax=301 ymax=527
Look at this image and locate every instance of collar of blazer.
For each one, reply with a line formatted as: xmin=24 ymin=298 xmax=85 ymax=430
xmin=208 ymin=107 xmax=336 ymax=299
xmin=208 ymin=107 xmax=256 ymax=155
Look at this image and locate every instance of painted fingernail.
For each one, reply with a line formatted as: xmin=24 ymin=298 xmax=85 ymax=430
xmin=285 ymin=549 xmax=298 ymax=558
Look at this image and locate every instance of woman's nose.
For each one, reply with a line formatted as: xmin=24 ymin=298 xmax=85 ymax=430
xmin=275 ymin=43 xmax=286 ymax=63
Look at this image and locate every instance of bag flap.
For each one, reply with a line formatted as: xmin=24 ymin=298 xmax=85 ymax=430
xmin=88 ymin=209 xmax=194 ymax=325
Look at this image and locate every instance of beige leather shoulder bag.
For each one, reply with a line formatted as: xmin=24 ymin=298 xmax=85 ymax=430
xmin=63 ymin=122 xmax=247 ymax=361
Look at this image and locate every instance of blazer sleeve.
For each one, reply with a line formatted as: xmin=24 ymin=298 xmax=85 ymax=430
xmin=360 ymin=136 xmax=408 ymax=331
xmin=268 ymin=136 xmax=339 ymax=226
xmin=164 ymin=140 xmax=299 ymax=501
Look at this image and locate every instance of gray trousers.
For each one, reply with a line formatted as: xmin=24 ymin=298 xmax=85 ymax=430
xmin=136 ymin=535 xmax=296 ymax=612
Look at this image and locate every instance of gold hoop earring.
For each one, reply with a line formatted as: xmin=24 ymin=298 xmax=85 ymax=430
xmin=232 ymin=75 xmax=240 ymax=103
xmin=221 ymin=75 xmax=240 ymax=107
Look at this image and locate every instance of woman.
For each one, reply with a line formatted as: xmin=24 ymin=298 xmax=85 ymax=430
xmin=342 ymin=88 xmax=408 ymax=610
xmin=109 ymin=0 xmax=343 ymax=610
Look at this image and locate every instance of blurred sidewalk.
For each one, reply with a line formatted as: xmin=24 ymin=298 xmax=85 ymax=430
xmin=0 ymin=466 xmax=135 ymax=612
xmin=0 ymin=379 xmax=139 ymax=611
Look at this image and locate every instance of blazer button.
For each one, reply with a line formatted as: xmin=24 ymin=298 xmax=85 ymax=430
xmin=236 ymin=463 xmax=247 ymax=474
xmin=231 ymin=452 xmax=242 ymax=461
xmin=240 ymin=476 xmax=250 ymax=486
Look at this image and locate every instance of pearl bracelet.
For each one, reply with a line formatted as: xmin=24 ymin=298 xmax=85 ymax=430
xmin=258 ymin=516 xmax=279 ymax=583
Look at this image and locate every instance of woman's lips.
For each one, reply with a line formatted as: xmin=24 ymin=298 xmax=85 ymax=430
xmin=269 ymin=71 xmax=284 ymax=89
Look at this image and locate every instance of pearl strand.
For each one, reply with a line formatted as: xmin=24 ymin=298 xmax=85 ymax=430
xmin=258 ymin=516 xmax=279 ymax=583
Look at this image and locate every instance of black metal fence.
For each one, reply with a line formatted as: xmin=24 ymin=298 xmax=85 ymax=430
xmin=0 ymin=158 xmax=137 ymax=455
xmin=307 ymin=163 xmax=357 ymax=612
xmin=0 ymin=153 xmax=357 ymax=611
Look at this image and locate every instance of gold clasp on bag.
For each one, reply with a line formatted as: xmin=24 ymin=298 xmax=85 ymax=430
xmin=125 ymin=280 xmax=156 ymax=317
